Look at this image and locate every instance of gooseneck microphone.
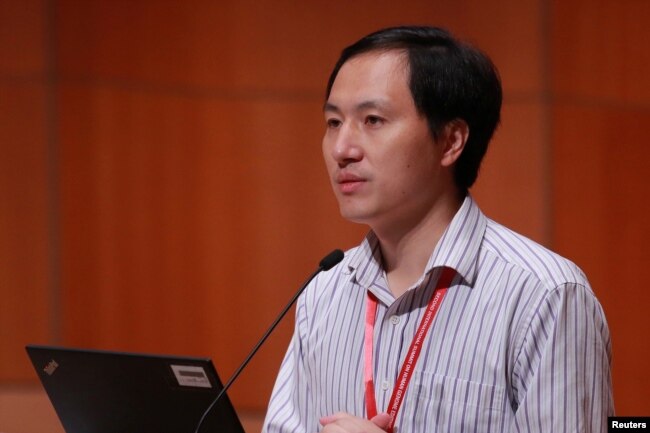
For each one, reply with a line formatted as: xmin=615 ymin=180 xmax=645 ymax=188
xmin=194 ymin=249 xmax=345 ymax=433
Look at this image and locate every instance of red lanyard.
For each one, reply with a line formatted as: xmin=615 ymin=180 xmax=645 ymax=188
xmin=364 ymin=267 xmax=455 ymax=432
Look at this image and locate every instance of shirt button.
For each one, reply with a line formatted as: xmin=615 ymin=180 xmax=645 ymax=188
xmin=390 ymin=315 xmax=400 ymax=325
xmin=381 ymin=380 xmax=390 ymax=390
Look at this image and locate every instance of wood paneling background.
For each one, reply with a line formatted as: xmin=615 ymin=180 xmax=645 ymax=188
xmin=0 ymin=0 xmax=53 ymax=383
xmin=550 ymin=0 xmax=650 ymax=415
xmin=1 ymin=0 xmax=648 ymax=430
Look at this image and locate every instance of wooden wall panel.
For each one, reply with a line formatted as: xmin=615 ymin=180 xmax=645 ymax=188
xmin=0 ymin=0 xmax=51 ymax=382
xmin=446 ymin=0 xmax=545 ymax=96
xmin=552 ymin=0 xmax=650 ymax=104
xmin=473 ymin=101 xmax=547 ymax=242
xmin=551 ymin=0 xmax=650 ymax=415
xmin=54 ymin=0 xmax=542 ymax=96
xmin=0 ymin=0 xmax=46 ymax=75
xmin=551 ymin=106 xmax=650 ymax=415
xmin=0 ymin=83 xmax=51 ymax=381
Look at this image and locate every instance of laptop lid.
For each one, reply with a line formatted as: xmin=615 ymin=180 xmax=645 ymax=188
xmin=26 ymin=344 xmax=246 ymax=433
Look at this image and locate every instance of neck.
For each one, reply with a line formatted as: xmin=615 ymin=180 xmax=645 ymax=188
xmin=374 ymin=191 xmax=464 ymax=297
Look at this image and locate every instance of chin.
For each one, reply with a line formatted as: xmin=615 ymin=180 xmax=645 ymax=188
xmin=338 ymin=206 xmax=374 ymax=226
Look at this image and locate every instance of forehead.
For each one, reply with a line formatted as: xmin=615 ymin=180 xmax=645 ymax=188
xmin=340 ymin=49 xmax=409 ymax=76
xmin=326 ymin=50 xmax=412 ymax=109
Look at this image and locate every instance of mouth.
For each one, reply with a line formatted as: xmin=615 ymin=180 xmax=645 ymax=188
xmin=335 ymin=173 xmax=366 ymax=194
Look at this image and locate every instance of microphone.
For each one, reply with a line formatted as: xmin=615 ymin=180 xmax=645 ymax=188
xmin=194 ymin=249 xmax=345 ymax=433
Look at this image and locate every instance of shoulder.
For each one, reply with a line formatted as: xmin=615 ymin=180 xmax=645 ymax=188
xmin=298 ymin=244 xmax=364 ymax=313
xmin=481 ymin=218 xmax=591 ymax=293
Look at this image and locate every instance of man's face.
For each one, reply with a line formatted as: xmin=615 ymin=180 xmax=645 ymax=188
xmin=322 ymin=50 xmax=445 ymax=232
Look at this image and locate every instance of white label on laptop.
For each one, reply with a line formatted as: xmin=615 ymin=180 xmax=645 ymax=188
xmin=171 ymin=365 xmax=212 ymax=388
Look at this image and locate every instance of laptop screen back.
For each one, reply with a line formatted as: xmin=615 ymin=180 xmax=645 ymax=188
xmin=26 ymin=345 xmax=246 ymax=433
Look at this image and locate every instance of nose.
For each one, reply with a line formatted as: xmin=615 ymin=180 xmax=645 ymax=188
xmin=328 ymin=123 xmax=363 ymax=167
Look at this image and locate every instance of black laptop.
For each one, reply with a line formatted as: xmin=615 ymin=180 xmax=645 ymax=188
xmin=26 ymin=345 xmax=246 ymax=433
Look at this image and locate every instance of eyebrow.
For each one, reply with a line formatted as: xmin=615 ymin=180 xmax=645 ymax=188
xmin=323 ymin=102 xmax=340 ymax=113
xmin=323 ymin=99 xmax=389 ymax=113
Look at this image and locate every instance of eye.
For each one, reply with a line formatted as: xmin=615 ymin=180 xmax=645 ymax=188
xmin=326 ymin=118 xmax=342 ymax=129
xmin=365 ymin=115 xmax=384 ymax=127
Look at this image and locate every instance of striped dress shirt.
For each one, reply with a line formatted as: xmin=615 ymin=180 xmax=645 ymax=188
xmin=263 ymin=196 xmax=613 ymax=433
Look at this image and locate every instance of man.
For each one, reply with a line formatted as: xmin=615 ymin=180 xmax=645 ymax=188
xmin=263 ymin=26 xmax=613 ymax=433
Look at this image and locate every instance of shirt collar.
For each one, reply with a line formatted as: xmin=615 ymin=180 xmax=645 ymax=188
xmin=345 ymin=231 xmax=384 ymax=288
xmin=424 ymin=195 xmax=486 ymax=286
xmin=346 ymin=195 xmax=486 ymax=292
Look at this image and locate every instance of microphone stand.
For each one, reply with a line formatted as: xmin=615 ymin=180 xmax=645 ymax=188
xmin=193 ymin=249 xmax=344 ymax=433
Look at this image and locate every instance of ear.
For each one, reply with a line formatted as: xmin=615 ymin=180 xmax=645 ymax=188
xmin=440 ymin=119 xmax=469 ymax=167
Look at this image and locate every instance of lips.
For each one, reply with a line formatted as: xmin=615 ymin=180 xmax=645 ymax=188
xmin=335 ymin=172 xmax=366 ymax=194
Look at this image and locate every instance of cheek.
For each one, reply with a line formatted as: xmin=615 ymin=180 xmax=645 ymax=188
xmin=388 ymin=150 xmax=438 ymax=192
xmin=321 ymin=136 xmax=329 ymax=160
xmin=321 ymin=139 xmax=334 ymax=170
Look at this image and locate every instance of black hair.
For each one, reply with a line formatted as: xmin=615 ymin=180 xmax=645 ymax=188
xmin=325 ymin=26 xmax=502 ymax=192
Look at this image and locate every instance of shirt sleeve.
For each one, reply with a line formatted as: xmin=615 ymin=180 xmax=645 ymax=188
xmin=509 ymin=282 xmax=614 ymax=433
xmin=263 ymin=295 xmax=314 ymax=433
